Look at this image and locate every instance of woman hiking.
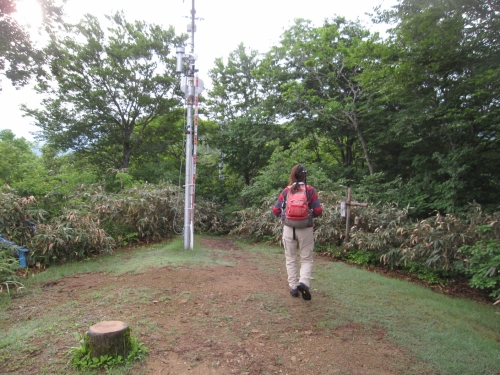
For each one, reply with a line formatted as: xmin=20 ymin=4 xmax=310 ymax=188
xmin=272 ymin=164 xmax=322 ymax=300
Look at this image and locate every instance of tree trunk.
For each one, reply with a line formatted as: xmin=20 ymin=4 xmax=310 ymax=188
xmin=345 ymin=138 xmax=354 ymax=168
xmin=86 ymin=321 xmax=131 ymax=359
xmin=345 ymin=111 xmax=374 ymax=175
xmin=121 ymin=143 xmax=132 ymax=169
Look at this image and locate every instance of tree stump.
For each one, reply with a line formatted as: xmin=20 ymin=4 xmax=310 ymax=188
xmin=86 ymin=321 xmax=131 ymax=359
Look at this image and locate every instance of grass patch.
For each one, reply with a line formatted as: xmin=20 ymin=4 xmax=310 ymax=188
xmin=205 ymin=240 xmax=499 ymax=374
xmin=233 ymin=241 xmax=283 ymax=274
xmin=313 ymin=261 xmax=500 ymax=375
xmin=16 ymin=238 xmax=232 ymax=287
xmin=0 ymin=237 xmax=234 ymax=375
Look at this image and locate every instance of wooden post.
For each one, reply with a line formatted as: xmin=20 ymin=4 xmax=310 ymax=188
xmin=342 ymin=188 xmax=368 ymax=242
xmin=86 ymin=321 xmax=132 ymax=359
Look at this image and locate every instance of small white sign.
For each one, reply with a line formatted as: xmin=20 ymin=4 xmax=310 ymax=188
xmin=341 ymin=201 xmax=346 ymax=217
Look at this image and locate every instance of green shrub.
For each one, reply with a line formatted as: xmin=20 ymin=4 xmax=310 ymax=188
xmin=239 ymin=142 xmax=334 ymax=204
xmin=195 ymin=200 xmax=235 ymax=235
xmin=30 ymin=209 xmax=115 ymax=266
xmin=230 ymin=195 xmax=282 ymax=242
xmin=345 ymin=250 xmax=378 ymax=266
xmin=230 ymin=191 xmax=410 ymax=246
xmin=0 ymin=188 xmax=44 ymax=246
xmin=13 ymin=168 xmax=98 ymax=207
xmin=0 ymin=247 xmax=23 ymax=294
xmin=70 ymin=333 xmax=147 ymax=370
xmin=90 ymin=183 xmax=179 ymax=242
xmin=349 ymin=204 xmax=500 ymax=272
xmin=406 ymin=261 xmax=451 ymax=285
xmin=457 ymin=226 xmax=500 ymax=301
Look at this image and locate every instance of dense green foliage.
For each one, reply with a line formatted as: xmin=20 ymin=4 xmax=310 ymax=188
xmin=0 ymin=0 xmax=64 ymax=89
xmin=363 ymin=0 xmax=500 ymax=215
xmin=258 ymin=18 xmax=375 ymax=175
xmin=0 ymin=247 xmax=22 ymax=294
xmin=23 ymin=12 xmax=186 ymax=170
xmin=0 ymin=130 xmax=36 ymax=185
xmin=203 ymin=0 xmax=500 ymax=216
xmin=458 ymin=226 xmax=500 ymax=300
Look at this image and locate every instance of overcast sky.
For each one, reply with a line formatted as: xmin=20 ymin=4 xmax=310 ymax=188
xmin=1 ymin=0 xmax=397 ymax=141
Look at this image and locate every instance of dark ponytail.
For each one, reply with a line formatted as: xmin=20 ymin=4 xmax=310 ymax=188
xmin=289 ymin=164 xmax=307 ymax=192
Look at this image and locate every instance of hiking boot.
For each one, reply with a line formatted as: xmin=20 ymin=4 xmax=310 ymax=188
xmin=297 ymin=282 xmax=311 ymax=300
xmin=290 ymin=288 xmax=299 ymax=297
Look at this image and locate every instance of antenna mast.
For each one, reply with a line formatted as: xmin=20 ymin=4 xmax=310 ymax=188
xmin=176 ymin=0 xmax=204 ymax=249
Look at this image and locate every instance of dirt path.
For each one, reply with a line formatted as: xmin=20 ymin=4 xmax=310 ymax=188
xmin=3 ymin=238 xmax=428 ymax=375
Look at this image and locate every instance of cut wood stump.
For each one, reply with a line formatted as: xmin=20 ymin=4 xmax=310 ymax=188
xmin=86 ymin=321 xmax=131 ymax=359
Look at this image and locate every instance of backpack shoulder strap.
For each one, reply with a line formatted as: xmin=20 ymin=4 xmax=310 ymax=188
xmin=282 ymin=185 xmax=292 ymax=209
xmin=284 ymin=184 xmax=294 ymax=200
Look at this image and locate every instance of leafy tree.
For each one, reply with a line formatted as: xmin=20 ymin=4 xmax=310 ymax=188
xmin=215 ymin=118 xmax=278 ymax=187
xmin=0 ymin=131 xmax=100 ymax=212
xmin=195 ymin=142 xmax=224 ymax=201
xmin=207 ymin=44 xmax=278 ymax=188
xmin=207 ymin=43 xmax=265 ymax=121
xmin=240 ymin=139 xmax=333 ymax=203
xmin=0 ymin=0 xmax=64 ymax=89
xmin=24 ymin=11 xmax=186 ymax=170
xmin=188 ymin=117 xmax=225 ymax=201
xmin=128 ymin=109 xmax=220 ymax=192
xmin=128 ymin=109 xmax=186 ymax=184
xmin=0 ymin=129 xmax=37 ymax=185
xmin=367 ymin=0 xmax=500 ymax=213
xmin=259 ymin=18 xmax=376 ymax=176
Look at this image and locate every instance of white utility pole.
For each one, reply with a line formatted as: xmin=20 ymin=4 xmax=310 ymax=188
xmin=176 ymin=0 xmax=204 ymax=249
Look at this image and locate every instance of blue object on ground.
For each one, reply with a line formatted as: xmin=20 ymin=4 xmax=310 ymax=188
xmin=0 ymin=235 xmax=29 ymax=268
xmin=16 ymin=246 xmax=29 ymax=268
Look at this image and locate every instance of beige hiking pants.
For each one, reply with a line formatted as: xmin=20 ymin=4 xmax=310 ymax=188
xmin=282 ymin=225 xmax=314 ymax=289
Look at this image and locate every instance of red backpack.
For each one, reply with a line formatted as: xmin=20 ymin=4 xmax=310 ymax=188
xmin=282 ymin=184 xmax=311 ymax=228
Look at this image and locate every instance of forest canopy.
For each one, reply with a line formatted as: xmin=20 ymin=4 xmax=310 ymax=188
xmin=1 ymin=0 xmax=496 ymax=213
